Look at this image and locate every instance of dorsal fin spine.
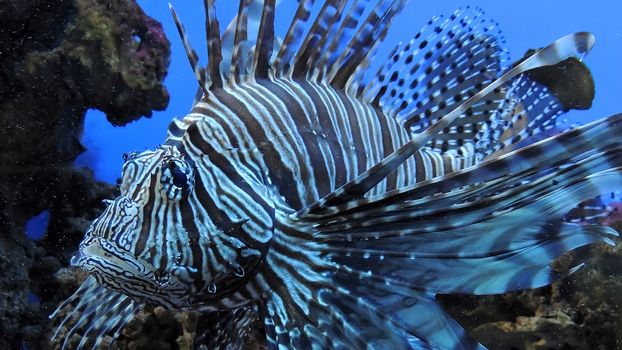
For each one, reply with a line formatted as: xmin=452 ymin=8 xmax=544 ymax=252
xmin=231 ymin=0 xmax=250 ymax=84
xmin=291 ymin=0 xmax=342 ymax=78
xmin=315 ymin=0 xmax=370 ymax=83
xmin=304 ymin=0 xmax=350 ymax=81
xmin=204 ymin=0 xmax=224 ymax=88
xmin=253 ymin=0 xmax=276 ymax=79
xmin=169 ymin=3 xmax=210 ymax=97
xmin=329 ymin=0 xmax=404 ymax=89
xmin=345 ymin=5 xmax=398 ymax=95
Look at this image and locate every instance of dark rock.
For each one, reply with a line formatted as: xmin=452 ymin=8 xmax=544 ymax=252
xmin=0 ymin=0 xmax=170 ymax=348
xmin=516 ymin=49 xmax=595 ymax=111
xmin=0 ymin=228 xmax=36 ymax=349
xmin=0 ymin=0 xmax=170 ymax=227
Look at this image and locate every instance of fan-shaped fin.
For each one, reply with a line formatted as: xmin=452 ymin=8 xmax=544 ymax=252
xmin=479 ymin=75 xmax=564 ymax=158
xmin=50 ymin=277 xmax=138 ymax=350
xmin=362 ymin=7 xmax=512 ymax=160
xmin=307 ymin=171 xmax=621 ymax=294
xmin=259 ymin=117 xmax=622 ymax=349
xmin=365 ymin=7 xmax=507 ymax=123
xmin=260 ymin=232 xmax=482 ymax=349
xmin=298 ymin=32 xmax=596 ymax=216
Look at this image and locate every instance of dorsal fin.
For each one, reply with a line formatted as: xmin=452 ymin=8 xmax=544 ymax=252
xmin=297 ymin=32 xmax=596 ymax=217
xmin=361 ymin=7 xmax=510 ymax=158
xmin=204 ymin=0 xmax=224 ymax=88
xmin=328 ymin=0 xmax=407 ymax=89
xmin=291 ymin=0 xmax=346 ymax=78
xmin=341 ymin=5 xmax=398 ymax=96
xmin=169 ymin=3 xmax=210 ymax=98
xmin=478 ymin=76 xmax=564 ymax=158
xmin=222 ymin=0 xmax=286 ymax=80
xmin=222 ymin=0 xmax=258 ymax=75
xmin=273 ymin=0 xmax=317 ymax=77
xmin=366 ymin=7 xmax=507 ymax=119
xmin=314 ymin=0 xmax=371 ymax=82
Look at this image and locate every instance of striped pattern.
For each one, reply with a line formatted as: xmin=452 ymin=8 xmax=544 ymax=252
xmin=50 ymin=2 xmax=620 ymax=350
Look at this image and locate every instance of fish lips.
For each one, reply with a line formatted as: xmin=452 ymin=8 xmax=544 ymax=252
xmin=72 ymin=236 xmax=145 ymax=275
xmin=72 ymin=236 xmax=193 ymax=309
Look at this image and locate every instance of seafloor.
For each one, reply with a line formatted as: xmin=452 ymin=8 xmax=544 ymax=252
xmin=0 ymin=0 xmax=621 ymax=349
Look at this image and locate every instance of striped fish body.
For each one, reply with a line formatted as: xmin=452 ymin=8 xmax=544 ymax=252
xmin=51 ymin=2 xmax=622 ymax=349
xmin=185 ymin=80 xmax=470 ymax=211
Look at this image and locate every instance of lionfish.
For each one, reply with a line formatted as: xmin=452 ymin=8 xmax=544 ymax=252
xmin=51 ymin=0 xmax=622 ymax=349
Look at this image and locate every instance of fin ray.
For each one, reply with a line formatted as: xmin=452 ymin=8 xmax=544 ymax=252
xmin=204 ymin=0 xmax=224 ymax=88
xmin=169 ymin=4 xmax=210 ymax=97
xmin=50 ymin=277 xmax=138 ymax=350
xmin=253 ymin=0 xmax=277 ymax=79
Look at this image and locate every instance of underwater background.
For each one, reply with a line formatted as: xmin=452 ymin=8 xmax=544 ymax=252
xmin=1 ymin=0 xmax=622 ymax=349
xmin=78 ymin=0 xmax=622 ymax=184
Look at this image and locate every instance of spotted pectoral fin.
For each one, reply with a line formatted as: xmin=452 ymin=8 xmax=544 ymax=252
xmin=50 ymin=276 xmax=139 ymax=350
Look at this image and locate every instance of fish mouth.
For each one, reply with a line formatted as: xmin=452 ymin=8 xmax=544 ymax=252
xmin=72 ymin=235 xmax=192 ymax=309
xmin=72 ymin=236 xmax=146 ymax=275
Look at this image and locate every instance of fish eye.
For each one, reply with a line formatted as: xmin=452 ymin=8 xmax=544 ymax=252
xmin=171 ymin=164 xmax=188 ymax=188
xmin=160 ymin=158 xmax=194 ymax=201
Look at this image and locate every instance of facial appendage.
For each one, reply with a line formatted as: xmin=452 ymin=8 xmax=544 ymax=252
xmin=72 ymin=146 xmax=274 ymax=310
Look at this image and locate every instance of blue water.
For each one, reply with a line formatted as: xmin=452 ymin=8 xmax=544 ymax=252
xmin=76 ymin=0 xmax=622 ymax=184
xmin=25 ymin=210 xmax=49 ymax=240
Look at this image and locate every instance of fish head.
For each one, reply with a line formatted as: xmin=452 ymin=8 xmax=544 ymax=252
xmin=72 ymin=147 xmax=199 ymax=308
xmin=73 ymin=145 xmax=275 ymax=310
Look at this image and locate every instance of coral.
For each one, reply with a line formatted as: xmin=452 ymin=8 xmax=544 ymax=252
xmin=0 ymin=0 xmax=169 ymax=227
xmin=0 ymin=0 xmax=170 ymax=348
